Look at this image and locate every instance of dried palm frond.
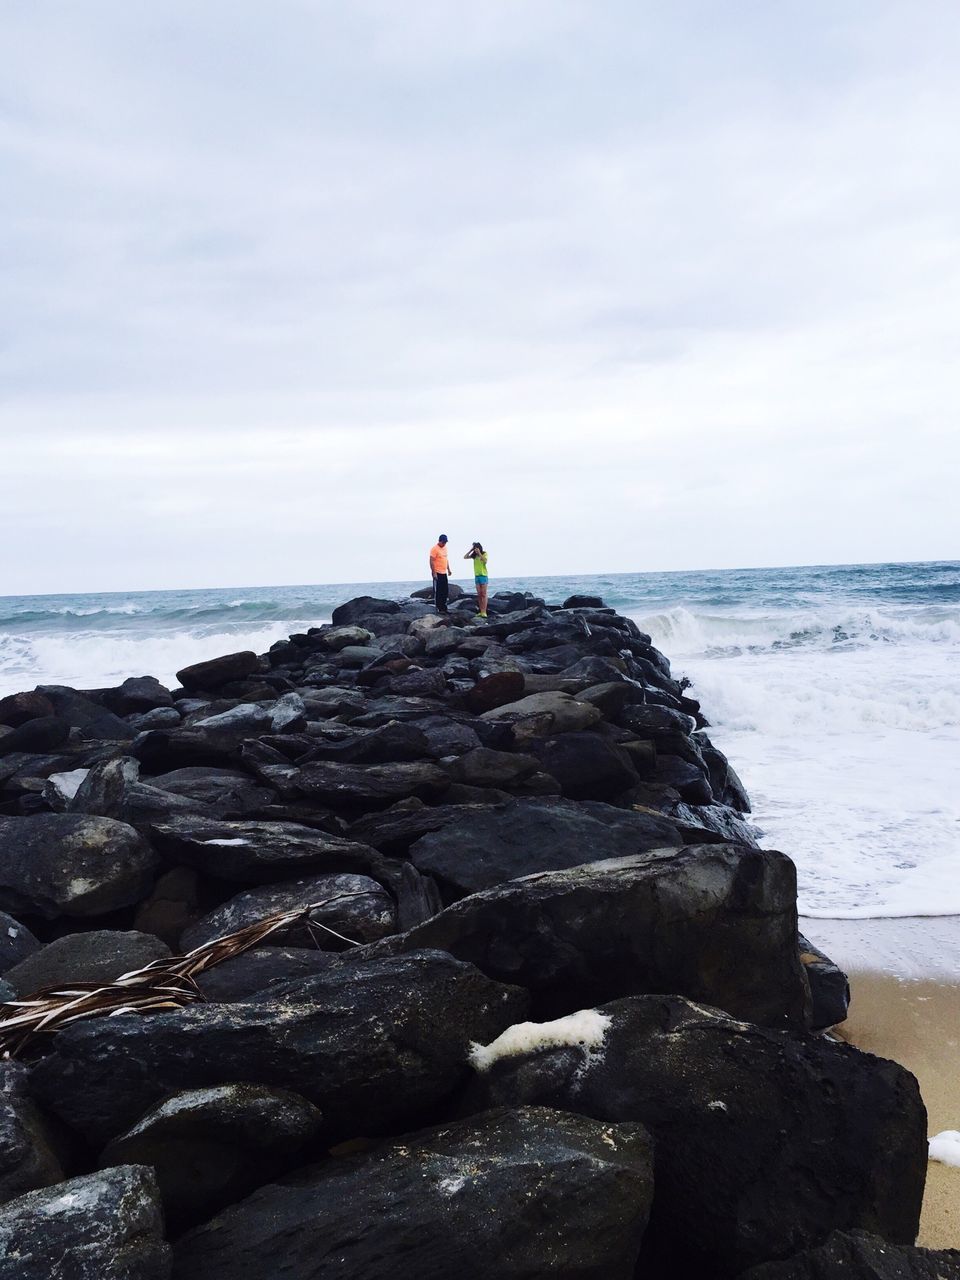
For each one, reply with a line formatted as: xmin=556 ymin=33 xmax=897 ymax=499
xmin=0 ymin=891 xmax=368 ymax=1059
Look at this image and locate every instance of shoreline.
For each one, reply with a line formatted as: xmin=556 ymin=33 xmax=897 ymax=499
xmin=801 ymin=914 xmax=960 ymax=1250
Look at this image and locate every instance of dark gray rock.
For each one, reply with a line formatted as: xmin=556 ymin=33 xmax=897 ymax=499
xmin=292 ymin=759 xmax=451 ymax=809
xmin=562 ymin=594 xmax=604 ymax=608
xmin=0 ymin=1164 xmax=169 ymax=1279
xmin=410 ymin=715 xmax=482 ymax=757
xmin=31 ymin=950 xmax=529 ymax=1146
xmin=527 ymin=731 xmax=638 ymax=800
xmin=387 ymin=667 xmax=447 ymax=698
xmin=407 ymin=797 xmax=683 ymax=901
xmin=447 ymin=747 xmax=540 ymax=789
xmin=670 ymin=800 xmax=761 ymax=846
xmin=0 ymin=814 xmax=157 ymax=919
xmin=180 ymin=873 xmax=396 ymax=950
xmin=469 ymin=996 xmax=928 ymax=1278
xmin=128 ymin=707 xmax=182 ymax=731
xmin=195 ymin=945 xmax=335 ymax=1001
xmin=100 ymin=676 xmax=174 ymax=716
xmin=0 ymin=693 xmax=55 ymax=729
xmin=0 ymin=913 xmax=39 ymax=975
xmin=69 ymin=755 xmax=140 ymax=817
xmin=331 ymin=597 xmax=402 ymax=626
xmin=410 ymin=583 xmax=464 ymax=601
xmin=739 ymin=1229 xmax=960 ymax=1279
xmin=654 ymin=753 xmax=713 ymax=804
xmin=148 ymin=817 xmax=381 ymax=884
xmin=37 ymin=686 xmax=136 ymax=742
xmin=146 ymin=767 xmax=275 ymax=816
xmin=176 ymin=651 xmax=260 ymax=692
xmin=347 ymin=804 xmax=479 ymax=856
xmin=298 ymin=722 xmax=431 ymax=766
xmin=0 ymin=717 xmax=71 ymax=758
xmin=397 ymin=843 xmax=810 ymax=1028
xmin=798 ymin=933 xmax=851 ymax=1030
xmin=0 ymin=1063 xmax=64 ymax=1206
xmin=101 ymin=1083 xmax=324 ymax=1231
xmin=172 ymin=1106 xmax=653 ymax=1280
xmin=3 ymin=930 xmax=170 ymax=997
xmin=133 ymin=868 xmax=201 ymax=948
xmin=463 ymin=671 xmax=526 ymax=714
xmin=618 ymin=703 xmax=696 ymax=735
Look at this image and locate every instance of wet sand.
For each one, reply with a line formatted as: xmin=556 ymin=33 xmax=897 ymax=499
xmin=800 ymin=916 xmax=960 ymax=1250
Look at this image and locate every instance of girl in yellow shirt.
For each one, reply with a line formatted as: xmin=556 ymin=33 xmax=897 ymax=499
xmin=464 ymin=542 xmax=489 ymax=618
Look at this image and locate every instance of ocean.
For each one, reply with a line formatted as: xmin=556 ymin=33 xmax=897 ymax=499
xmin=1 ymin=560 xmax=957 ymax=922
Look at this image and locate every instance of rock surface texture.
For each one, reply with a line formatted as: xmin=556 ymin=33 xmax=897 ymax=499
xmin=0 ymin=590 xmax=930 ymax=1277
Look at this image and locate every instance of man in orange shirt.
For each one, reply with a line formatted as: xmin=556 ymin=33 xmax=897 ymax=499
xmin=429 ymin=534 xmax=451 ymax=614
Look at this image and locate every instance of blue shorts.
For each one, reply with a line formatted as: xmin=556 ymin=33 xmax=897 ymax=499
xmin=474 ymin=576 xmax=488 ymax=586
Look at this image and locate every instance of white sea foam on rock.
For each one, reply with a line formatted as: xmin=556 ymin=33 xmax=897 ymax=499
xmin=929 ymin=1130 xmax=960 ymax=1167
xmin=469 ymin=1009 xmax=612 ymax=1073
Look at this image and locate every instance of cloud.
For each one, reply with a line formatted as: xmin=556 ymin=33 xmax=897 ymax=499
xmin=0 ymin=1 xmax=958 ymax=591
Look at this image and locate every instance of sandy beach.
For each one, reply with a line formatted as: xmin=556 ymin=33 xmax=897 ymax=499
xmin=800 ymin=916 xmax=960 ymax=1249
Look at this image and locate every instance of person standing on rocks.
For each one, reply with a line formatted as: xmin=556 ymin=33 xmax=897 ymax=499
xmin=430 ymin=534 xmax=452 ymax=614
xmin=464 ymin=541 xmax=489 ymax=618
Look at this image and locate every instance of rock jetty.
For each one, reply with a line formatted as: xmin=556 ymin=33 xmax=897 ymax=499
xmin=0 ymin=589 xmax=944 ymax=1279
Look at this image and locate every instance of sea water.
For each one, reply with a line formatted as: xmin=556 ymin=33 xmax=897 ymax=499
xmin=0 ymin=560 xmax=957 ymax=921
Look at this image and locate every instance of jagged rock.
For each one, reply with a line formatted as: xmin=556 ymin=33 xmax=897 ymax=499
xmin=739 ymin=1229 xmax=960 ymax=1279
xmin=387 ymin=667 xmax=447 ymax=698
xmin=0 ymin=1064 xmax=64 ymax=1205
xmin=618 ymin=703 xmax=696 ymax=735
xmin=172 ymin=1106 xmax=653 ymax=1280
xmin=481 ymin=691 xmax=602 ymax=734
xmin=195 ymin=946 xmax=335 ymax=1001
xmin=527 ymin=732 xmax=638 ymax=800
xmin=408 ymin=798 xmax=683 ymax=901
xmin=0 ymin=912 xmax=39 ymax=974
xmin=69 ymin=755 xmax=140 ymax=817
xmin=798 ymin=933 xmax=851 ymax=1030
xmin=31 ymin=950 xmax=529 ymax=1146
xmin=3 ymin=930 xmax=170 ymax=998
xmin=577 ymin=681 xmax=637 ymax=717
xmin=100 ymin=677 xmax=174 ymax=716
xmin=669 ymin=800 xmax=760 ymax=846
xmin=464 ymin=671 xmax=526 ymax=714
xmin=148 ymin=817 xmax=381 ymax=885
xmin=409 ymin=715 xmax=482 ymax=757
xmin=37 ymin=687 xmax=135 ymax=741
xmin=331 ymin=597 xmax=402 ymax=626
xmin=0 ymin=814 xmax=157 ymax=919
xmin=0 ymin=717 xmax=70 ymax=758
xmin=0 ymin=1164 xmax=169 ymax=1279
xmin=347 ymin=804 xmax=475 ymax=855
xmin=654 ymin=753 xmax=713 ymax=804
xmin=128 ymin=707 xmax=182 ymax=731
xmin=298 ymin=722 xmax=431 ymax=766
xmin=146 ymin=767 xmax=275 ymax=816
xmin=101 ymin=1083 xmax=325 ymax=1231
xmin=469 ymin=996 xmax=927 ymax=1277
xmin=180 ymin=872 xmax=396 ymax=950
xmin=0 ymin=694 xmax=55 ymax=729
xmin=447 ymin=747 xmax=540 ymax=789
xmin=395 ymin=843 xmax=809 ymax=1027
xmin=291 ymin=760 xmax=451 ymax=809
xmin=177 ymin=651 xmax=260 ymax=692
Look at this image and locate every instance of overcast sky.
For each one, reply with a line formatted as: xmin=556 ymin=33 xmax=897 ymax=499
xmin=2 ymin=0 xmax=958 ymax=594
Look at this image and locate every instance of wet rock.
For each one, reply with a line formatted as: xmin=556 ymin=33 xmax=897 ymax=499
xmin=37 ymin=687 xmax=135 ymax=742
xmin=176 ymin=651 xmax=260 ymax=692
xmin=409 ymin=715 xmax=482 ymax=757
xmin=69 ymin=755 xmax=140 ymax=818
xmin=180 ymin=872 xmax=396 ymax=950
xmin=654 ymin=753 xmax=713 ymax=804
xmin=463 ymin=671 xmax=526 ymax=714
xmin=447 ymin=747 xmax=540 ymax=790
xmin=3 ymin=930 xmax=170 ymax=998
xmin=0 ymin=694 xmax=56 ymax=729
xmin=0 ymin=717 xmax=70 ymax=758
xmin=470 ymin=995 xmax=927 ymax=1277
xmin=292 ymin=760 xmax=451 ymax=809
xmin=562 ymin=594 xmax=604 ymax=608
xmin=100 ymin=677 xmax=174 ymax=716
xmin=331 ymin=597 xmax=402 ymax=626
xmin=0 ymin=814 xmax=157 ymax=919
xmin=172 ymin=1106 xmax=653 ymax=1280
xmin=408 ymin=798 xmax=683 ymax=901
xmin=101 ymin=1083 xmax=324 ymax=1231
xmin=31 ymin=950 xmax=529 ymax=1146
xmin=0 ymin=1063 xmax=64 ymax=1205
xmin=149 ymin=817 xmax=380 ymax=885
xmin=798 ymin=933 xmax=850 ymax=1030
xmin=397 ymin=843 xmax=809 ymax=1028
xmin=128 ymin=707 xmax=182 ymax=731
xmin=528 ymin=732 xmax=638 ymax=800
xmin=481 ymin=691 xmax=602 ymax=734
xmin=347 ymin=804 xmax=475 ymax=856
xmin=0 ymin=912 xmax=39 ymax=974
xmin=0 ymin=1164 xmax=169 ymax=1279
xmin=195 ymin=945 xmax=335 ymax=1002
xmin=739 ymin=1229 xmax=960 ymax=1279
xmin=146 ymin=767 xmax=275 ymax=817
xmin=133 ymin=868 xmax=201 ymax=948
xmin=299 ymin=722 xmax=431 ymax=766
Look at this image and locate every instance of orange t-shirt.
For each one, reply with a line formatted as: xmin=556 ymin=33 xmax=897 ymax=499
xmin=430 ymin=543 xmax=449 ymax=574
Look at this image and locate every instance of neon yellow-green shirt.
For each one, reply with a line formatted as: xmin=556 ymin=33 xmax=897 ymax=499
xmin=473 ymin=552 xmax=488 ymax=577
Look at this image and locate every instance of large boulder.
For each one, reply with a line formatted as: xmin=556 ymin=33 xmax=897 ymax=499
xmin=0 ymin=913 xmax=39 ymax=975
xmin=0 ymin=693 xmax=55 ymax=729
xmin=176 ymin=651 xmax=260 ymax=692
xmin=527 ymin=732 xmax=639 ymax=800
xmin=481 ymin=691 xmax=602 ymax=733
xmin=30 ymin=950 xmax=529 ymax=1146
xmin=172 ymin=1106 xmax=653 ymax=1280
xmin=291 ymin=760 xmax=451 ymax=809
xmin=3 ymin=930 xmax=170 ymax=997
xmin=447 ymin=747 xmax=540 ymax=790
xmin=394 ymin=844 xmax=810 ymax=1028
xmin=331 ymin=597 xmax=402 ymax=626
xmin=0 ymin=717 xmax=70 ymax=758
xmin=0 ymin=815 xmax=157 ymax=919
xmin=408 ymin=798 xmax=683 ymax=901
xmin=99 ymin=676 xmax=174 ymax=716
xmin=148 ymin=817 xmax=382 ymax=885
xmin=36 ymin=686 xmax=135 ymax=742
xmin=463 ymin=671 xmax=526 ymax=714
xmin=298 ymin=722 xmax=432 ymax=766
xmin=0 ymin=1064 xmax=64 ymax=1206
xmin=101 ymin=1083 xmax=325 ymax=1231
xmin=180 ymin=873 xmax=397 ymax=950
xmin=145 ymin=767 xmax=276 ymax=817
xmin=470 ymin=996 xmax=928 ymax=1277
xmin=195 ymin=946 xmax=334 ymax=1002
xmin=0 ymin=1165 xmax=169 ymax=1279
xmin=739 ymin=1230 xmax=960 ymax=1279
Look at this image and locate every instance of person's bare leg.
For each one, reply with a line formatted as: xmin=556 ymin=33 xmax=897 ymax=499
xmin=477 ymin=583 xmax=488 ymax=615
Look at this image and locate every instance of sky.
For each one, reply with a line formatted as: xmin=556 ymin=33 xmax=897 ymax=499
xmin=2 ymin=0 xmax=959 ymax=594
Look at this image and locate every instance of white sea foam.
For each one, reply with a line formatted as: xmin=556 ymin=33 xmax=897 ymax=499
xmin=469 ymin=1010 xmax=612 ymax=1073
xmin=929 ymin=1131 xmax=960 ymax=1167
